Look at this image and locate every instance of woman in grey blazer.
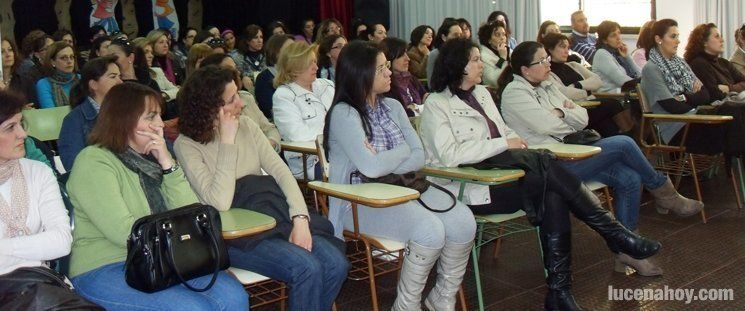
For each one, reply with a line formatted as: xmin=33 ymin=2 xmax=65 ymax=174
xmin=323 ymin=41 xmax=475 ymax=311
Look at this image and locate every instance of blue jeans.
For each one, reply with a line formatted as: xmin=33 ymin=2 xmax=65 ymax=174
xmin=229 ymin=235 xmax=350 ymax=311
xmin=71 ymin=262 xmax=248 ymax=311
xmin=560 ymin=135 xmax=667 ymax=230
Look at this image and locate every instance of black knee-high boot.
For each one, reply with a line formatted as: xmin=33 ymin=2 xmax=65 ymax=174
xmin=541 ymin=191 xmax=581 ymax=311
xmin=546 ymin=164 xmax=661 ymax=259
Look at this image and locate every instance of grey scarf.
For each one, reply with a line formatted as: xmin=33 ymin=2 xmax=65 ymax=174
xmin=648 ymin=47 xmax=697 ymax=95
xmin=116 ymin=148 xmax=167 ymax=214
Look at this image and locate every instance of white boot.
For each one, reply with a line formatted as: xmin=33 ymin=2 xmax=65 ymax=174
xmin=424 ymin=240 xmax=473 ymax=311
xmin=392 ymin=242 xmax=442 ymax=311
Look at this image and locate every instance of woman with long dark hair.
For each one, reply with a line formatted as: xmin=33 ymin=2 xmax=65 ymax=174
xmin=323 ymin=40 xmax=476 ymax=310
xmin=407 ymin=25 xmax=434 ymax=79
xmin=380 ymin=37 xmax=428 ymax=116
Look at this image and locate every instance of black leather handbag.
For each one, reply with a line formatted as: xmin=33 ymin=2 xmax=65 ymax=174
xmin=554 ymin=129 xmax=602 ymax=145
xmin=124 ymin=203 xmax=230 ymax=293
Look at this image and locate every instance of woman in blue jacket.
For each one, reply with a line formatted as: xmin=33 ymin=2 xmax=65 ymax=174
xmin=36 ymin=42 xmax=79 ymax=108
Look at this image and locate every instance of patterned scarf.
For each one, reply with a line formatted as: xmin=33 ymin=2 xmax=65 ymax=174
xmin=0 ymin=160 xmax=30 ymax=238
xmin=116 ymin=148 xmax=167 ymax=214
xmin=366 ymin=99 xmax=406 ymax=153
xmin=648 ymin=47 xmax=697 ymax=95
xmin=49 ymin=70 xmax=78 ymax=107
xmin=598 ymin=44 xmax=638 ymax=79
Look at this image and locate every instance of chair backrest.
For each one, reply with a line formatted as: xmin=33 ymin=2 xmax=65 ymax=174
xmin=315 ymin=134 xmax=329 ymax=181
xmin=635 ymin=84 xmax=652 ymax=114
xmin=22 ymin=106 xmax=72 ymax=141
xmin=635 ymin=84 xmax=662 ymax=146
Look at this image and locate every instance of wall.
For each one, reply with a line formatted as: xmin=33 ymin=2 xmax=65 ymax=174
xmin=656 ymin=0 xmax=696 ymax=57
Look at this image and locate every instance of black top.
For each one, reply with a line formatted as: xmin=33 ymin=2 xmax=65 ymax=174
xmin=550 ymin=61 xmax=584 ymax=86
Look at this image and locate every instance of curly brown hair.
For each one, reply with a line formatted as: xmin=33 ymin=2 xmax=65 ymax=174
xmin=178 ymin=65 xmax=240 ymax=144
xmin=684 ymin=23 xmax=718 ymax=63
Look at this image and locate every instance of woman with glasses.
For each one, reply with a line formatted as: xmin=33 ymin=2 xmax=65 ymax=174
xmin=36 ymin=42 xmax=79 ymax=108
xmin=317 ymin=34 xmax=347 ymax=81
xmin=380 ymin=37 xmax=428 ymax=116
xmin=324 ymin=40 xmax=476 ymax=311
xmin=591 ymin=20 xmax=641 ymax=93
xmin=272 ymin=41 xmax=334 ymax=180
xmin=499 ymin=41 xmax=702 ymax=280
xmin=422 ymin=38 xmax=661 ymax=311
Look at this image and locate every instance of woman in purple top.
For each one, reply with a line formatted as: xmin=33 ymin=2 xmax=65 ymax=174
xmin=380 ymin=38 xmax=428 ymax=117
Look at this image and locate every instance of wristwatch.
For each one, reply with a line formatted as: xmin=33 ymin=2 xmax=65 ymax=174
xmin=292 ymin=214 xmax=310 ymax=222
xmin=162 ymin=163 xmax=180 ymax=175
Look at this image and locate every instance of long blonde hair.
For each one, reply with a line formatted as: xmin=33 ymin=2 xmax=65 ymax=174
xmin=273 ymin=41 xmax=317 ymax=88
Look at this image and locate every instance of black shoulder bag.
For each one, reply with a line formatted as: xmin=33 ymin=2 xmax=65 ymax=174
xmin=125 ymin=203 xmax=230 ymax=293
xmin=351 ymin=171 xmax=458 ymax=213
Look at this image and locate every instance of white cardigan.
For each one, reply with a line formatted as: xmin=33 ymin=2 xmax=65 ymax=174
xmin=0 ymin=159 xmax=71 ymax=275
xmin=501 ymin=75 xmax=588 ymax=145
xmin=480 ymin=44 xmax=508 ymax=89
xmin=548 ymin=61 xmax=602 ymax=101
xmin=420 ymin=85 xmax=519 ymax=205
xmin=272 ymin=79 xmax=335 ymax=179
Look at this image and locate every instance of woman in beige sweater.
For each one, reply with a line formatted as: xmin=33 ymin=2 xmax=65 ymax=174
xmin=173 ymin=65 xmax=348 ymax=311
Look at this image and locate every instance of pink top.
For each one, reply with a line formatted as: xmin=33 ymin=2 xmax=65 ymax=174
xmin=631 ymin=48 xmax=647 ymax=69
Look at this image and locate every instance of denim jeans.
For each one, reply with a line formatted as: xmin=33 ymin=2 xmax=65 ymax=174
xmin=560 ymin=135 xmax=667 ymax=230
xmin=228 ymin=235 xmax=350 ymax=311
xmin=71 ymin=262 xmax=248 ymax=311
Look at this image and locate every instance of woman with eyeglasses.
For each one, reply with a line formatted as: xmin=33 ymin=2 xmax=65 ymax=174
xmin=324 ymin=40 xmax=476 ymax=311
xmin=499 ymin=41 xmax=702 ymax=281
xmin=422 ymin=38 xmax=661 ymax=311
xmin=591 ymin=20 xmax=641 ymax=93
xmin=380 ymin=37 xmax=428 ymax=116
xmin=314 ymin=19 xmax=343 ymax=45
xmin=36 ymin=42 xmax=79 ymax=108
xmin=317 ymin=34 xmax=347 ymax=81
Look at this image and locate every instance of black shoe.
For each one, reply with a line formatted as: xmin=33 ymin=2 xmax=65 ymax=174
xmin=541 ymin=232 xmax=582 ymax=311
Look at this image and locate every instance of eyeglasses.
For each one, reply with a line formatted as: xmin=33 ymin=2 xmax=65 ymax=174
xmin=528 ymin=55 xmax=551 ymax=67
xmin=375 ymin=61 xmax=391 ymax=75
xmin=330 ymin=44 xmax=346 ymax=50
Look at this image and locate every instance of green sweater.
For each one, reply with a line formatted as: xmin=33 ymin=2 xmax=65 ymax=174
xmin=67 ymin=145 xmax=198 ymax=277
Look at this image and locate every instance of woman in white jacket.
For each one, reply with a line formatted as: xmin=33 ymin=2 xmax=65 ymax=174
xmin=591 ymin=20 xmax=641 ymax=93
xmin=421 ymin=38 xmax=661 ymax=310
xmin=478 ymin=20 xmax=510 ymax=89
xmin=272 ymin=41 xmax=334 ymax=180
xmin=499 ymin=41 xmax=704 ymax=280
xmin=544 ymin=33 xmax=635 ymax=136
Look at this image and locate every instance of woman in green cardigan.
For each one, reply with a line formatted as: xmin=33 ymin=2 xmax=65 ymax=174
xmin=66 ymin=82 xmax=247 ymax=310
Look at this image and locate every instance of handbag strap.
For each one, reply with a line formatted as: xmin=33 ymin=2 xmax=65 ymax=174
xmin=417 ymin=183 xmax=457 ymax=213
xmin=163 ymin=219 xmax=222 ymax=292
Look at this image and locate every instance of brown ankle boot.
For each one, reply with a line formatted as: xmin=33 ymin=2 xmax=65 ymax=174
xmin=614 ymin=253 xmax=663 ymax=277
xmin=648 ymin=177 xmax=703 ymax=217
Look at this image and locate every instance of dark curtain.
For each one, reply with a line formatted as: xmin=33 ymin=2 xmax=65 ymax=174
xmin=12 ymin=0 xmax=57 ymax=43
xmin=320 ymin=0 xmax=353 ymax=37
xmin=202 ymin=0 xmax=319 ymax=35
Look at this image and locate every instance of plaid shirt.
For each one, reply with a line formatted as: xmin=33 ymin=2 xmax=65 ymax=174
xmin=351 ymin=100 xmax=406 ymax=184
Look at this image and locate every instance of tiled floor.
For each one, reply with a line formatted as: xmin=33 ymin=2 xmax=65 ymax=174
xmin=264 ymin=169 xmax=745 ymax=310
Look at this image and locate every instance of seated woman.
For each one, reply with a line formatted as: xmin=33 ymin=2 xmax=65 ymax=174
xmin=324 ymin=40 xmax=476 ymax=311
xmin=631 ymin=20 xmax=656 ymax=69
xmin=58 ymin=55 xmax=122 ymax=171
xmin=380 ymin=37 xmax=428 ymax=117
xmin=36 ymin=42 xmax=79 ymax=108
xmin=731 ymin=24 xmax=745 ymax=75
xmin=543 ymin=33 xmax=634 ymax=136
xmin=174 ymin=65 xmax=348 ymax=310
xmin=200 ymin=53 xmax=282 ymax=152
xmin=365 ymin=24 xmax=388 ymax=43
xmin=66 ymin=82 xmax=247 ymax=310
xmin=591 ymin=20 xmax=641 ymax=93
xmin=147 ymin=29 xmax=184 ymax=85
xmin=185 ymin=43 xmax=214 ymax=79
xmin=537 ymin=20 xmax=590 ymax=67
xmin=317 ymin=34 xmax=347 ymax=81
xmin=499 ymin=41 xmax=702 ymax=278
xmin=478 ymin=20 xmax=510 ymax=89
xmin=132 ymin=37 xmax=180 ymax=102
xmin=230 ymin=25 xmax=266 ymax=89
xmin=107 ymin=38 xmax=161 ymax=92
xmin=0 ymin=91 xmax=96 ymax=309
xmin=422 ymin=37 xmax=661 ymax=310
xmin=685 ymin=23 xmax=745 ymax=101
xmin=639 ymin=19 xmax=711 ymax=144
xmin=272 ymin=41 xmax=335 ymax=180
xmin=407 ymin=25 xmax=434 ymax=79
xmin=255 ymin=34 xmax=294 ymax=119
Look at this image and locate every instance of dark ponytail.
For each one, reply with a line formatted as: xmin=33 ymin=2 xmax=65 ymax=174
xmin=642 ymin=19 xmax=678 ymax=59
xmin=496 ymin=41 xmax=544 ymax=95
